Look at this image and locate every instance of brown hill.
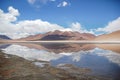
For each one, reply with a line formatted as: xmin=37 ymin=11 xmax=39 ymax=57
xmin=17 ymin=34 xmax=43 ymax=41
xmin=17 ymin=30 xmax=95 ymax=41
xmin=95 ymin=30 xmax=120 ymax=41
xmin=0 ymin=35 xmax=11 ymax=42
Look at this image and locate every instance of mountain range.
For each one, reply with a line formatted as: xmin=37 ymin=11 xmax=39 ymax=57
xmin=17 ymin=30 xmax=96 ymax=41
xmin=0 ymin=30 xmax=120 ymax=41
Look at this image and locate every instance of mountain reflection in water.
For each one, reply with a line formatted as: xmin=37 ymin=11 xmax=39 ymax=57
xmin=0 ymin=43 xmax=120 ymax=80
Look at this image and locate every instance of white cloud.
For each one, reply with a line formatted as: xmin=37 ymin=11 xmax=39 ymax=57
xmin=70 ymin=22 xmax=94 ymax=34
xmin=0 ymin=6 xmax=64 ymax=39
xmin=0 ymin=6 xmax=19 ymax=22
xmin=95 ymin=17 xmax=120 ymax=34
xmin=17 ymin=19 xmax=64 ymax=33
xmin=27 ymin=0 xmax=56 ymax=9
xmin=8 ymin=6 xmax=20 ymax=17
xmin=27 ymin=0 xmax=55 ymax=5
xmin=27 ymin=0 xmax=36 ymax=4
xmin=0 ymin=7 xmax=27 ymax=39
xmin=0 ymin=6 xmax=96 ymax=39
xmin=70 ymin=22 xmax=82 ymax=32
xmin=57 ymin=1 xmax=69 ymax=7
xmin=27 ymin=0 xmax=68 ymax=9
xmin=0 ymin=6 xmax=20 ymax=34
xmin=63 ymin=1 xmax=68 ymax=7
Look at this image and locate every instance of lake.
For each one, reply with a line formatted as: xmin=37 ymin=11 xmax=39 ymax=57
xmin=0 ymin=43 xmax=120 ymax=80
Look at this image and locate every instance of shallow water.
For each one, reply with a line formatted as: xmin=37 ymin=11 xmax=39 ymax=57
xmin=0 ymin=43 xmax=120 ymax=80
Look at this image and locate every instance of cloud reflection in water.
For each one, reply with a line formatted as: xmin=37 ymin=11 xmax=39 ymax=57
xmin=1 ymin=44 xmax=120 ymax=67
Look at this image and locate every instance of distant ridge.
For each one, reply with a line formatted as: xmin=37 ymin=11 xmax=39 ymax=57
xmin=0 ymin=35 xmax=11 ymax=40
xmin=17 ymin=30 xmax=96 ymax=41
xmin=95 ymin=30 xmax=120 ymax=41
xmin=1 ymin=30 xmax=120 ymax=42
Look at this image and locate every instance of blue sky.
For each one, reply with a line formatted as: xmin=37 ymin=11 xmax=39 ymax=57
xmin=0 ymin=0 xmax=120 ymax=39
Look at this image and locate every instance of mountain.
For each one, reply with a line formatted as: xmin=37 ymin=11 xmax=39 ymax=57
xmin=16 ymin=34 xmax=43 ymax=41
xmin=95 ymin=30 xmax=120 ymax=41
xmin=18 ymin=30 xmax=96 ymax=41
xmin=0 ymin=35 xmax=11 ymax=40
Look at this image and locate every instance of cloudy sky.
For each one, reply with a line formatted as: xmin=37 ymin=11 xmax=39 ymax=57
xmin=0 ymin=0 xmax=120 ymax=39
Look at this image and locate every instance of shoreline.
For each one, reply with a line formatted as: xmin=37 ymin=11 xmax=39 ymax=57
xmin=1 ymin=40 xmax=120 ymax=44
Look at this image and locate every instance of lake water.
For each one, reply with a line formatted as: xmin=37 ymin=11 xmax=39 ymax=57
xmin=0 ymin=43 xmax=120 ymax=80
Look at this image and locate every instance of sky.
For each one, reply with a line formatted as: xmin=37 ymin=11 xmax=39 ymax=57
xmin=0 ymin=0 xmax=120 ymax=39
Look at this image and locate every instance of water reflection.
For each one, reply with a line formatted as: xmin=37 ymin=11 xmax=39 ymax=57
xmin=18 ymin=43 xmax=96 ymax=53
xmin=96 ymin=44 xmax=120 ymax=53
xmin=0 ymin=43 xmax=120 ymax=80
